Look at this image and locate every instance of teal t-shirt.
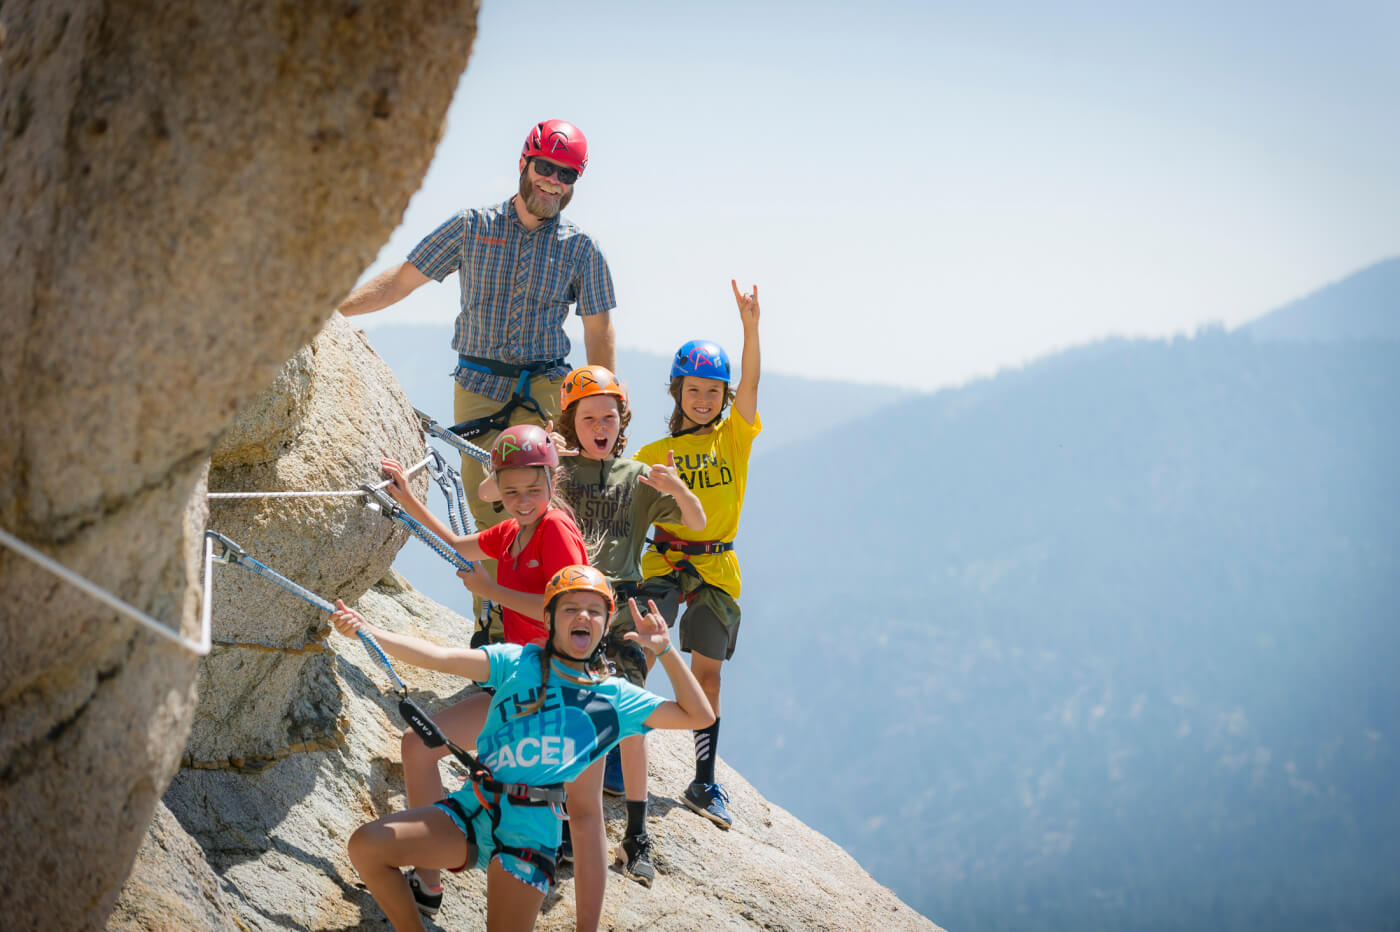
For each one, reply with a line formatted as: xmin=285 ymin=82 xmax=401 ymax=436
xmin=455 ymin=643 xmax=665 ymax=850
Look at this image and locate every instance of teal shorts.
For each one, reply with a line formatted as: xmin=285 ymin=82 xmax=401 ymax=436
xmin=434 ymin=794 xmax=555 ymax=894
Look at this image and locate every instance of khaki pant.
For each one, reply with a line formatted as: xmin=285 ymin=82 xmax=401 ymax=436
xmin=453 ymin=374 xmax=564 ymax=644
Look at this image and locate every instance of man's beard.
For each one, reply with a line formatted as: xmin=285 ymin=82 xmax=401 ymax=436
xmin=519 ymin=171 xmax=573 ymax=219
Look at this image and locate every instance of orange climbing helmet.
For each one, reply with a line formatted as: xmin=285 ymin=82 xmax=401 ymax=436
xmin=543 ymin=564 xmax=615 ymax=615
xmin=560 ymin=365 xmax=627 ymax=412
xmin=490 ymin=424 xmax=559 ymax=473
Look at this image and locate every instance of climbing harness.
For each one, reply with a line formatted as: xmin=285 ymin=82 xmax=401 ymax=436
xmin=446 ymin=357 xmax=564 ymax=442
xmin=437 ymin=795 xmax=559 ymax=886
xmin=647 ymin=527 xmax=735 ymax=558
xmin=0 ymin=526 xmax=213 ymax=656
xmin=204 ymin=530 xmax=566 ymax=811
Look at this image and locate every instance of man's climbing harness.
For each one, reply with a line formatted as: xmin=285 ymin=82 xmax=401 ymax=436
xmin=204 ymin=530 xmax=567 ymax=818
xmin=0 ymin=526 xmax=213 ymax=656
xmin=448 ymin=357 xmax=563 ymax=441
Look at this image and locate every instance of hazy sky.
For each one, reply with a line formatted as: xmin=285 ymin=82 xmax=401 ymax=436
xmin=355 ymin=0 xmax=1400 ymax=389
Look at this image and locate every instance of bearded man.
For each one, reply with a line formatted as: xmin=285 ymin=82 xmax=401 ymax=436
xmin=339 ymin=119 xmax=616 ymax=642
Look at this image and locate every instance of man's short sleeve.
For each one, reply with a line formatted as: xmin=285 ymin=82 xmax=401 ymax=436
xmin=572 ymin=238 xmax=616 ymax=317
xmin=407 ymin=213 xmax=466 ymax=283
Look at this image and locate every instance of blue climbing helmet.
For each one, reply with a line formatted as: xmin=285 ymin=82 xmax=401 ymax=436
xmin=670 ymin=340 xmax=731 ymax=384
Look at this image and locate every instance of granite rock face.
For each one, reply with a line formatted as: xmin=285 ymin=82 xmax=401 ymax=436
xmin=192 ymin=314 xmax=428 ymax=768
xmin=0 ymin=2 xmax=477 ymax=929
xmin=107 ymin=800 xmax=242 ymax=932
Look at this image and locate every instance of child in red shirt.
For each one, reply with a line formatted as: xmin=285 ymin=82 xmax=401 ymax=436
xmin=378 ymin=424 xmax=590 ymax=910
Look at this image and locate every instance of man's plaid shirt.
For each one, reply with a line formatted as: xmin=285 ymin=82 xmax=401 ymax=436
xmin=408 ymin=198 xmax=616 ymax=403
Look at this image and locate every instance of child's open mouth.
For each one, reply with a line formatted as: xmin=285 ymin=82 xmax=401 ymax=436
xmin=569 ymin=623 xmax=593 ymax=654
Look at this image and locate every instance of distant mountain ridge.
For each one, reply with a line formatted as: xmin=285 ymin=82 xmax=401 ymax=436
xmin=733 ymin=327 xmax=1400 ymax=931
xmin=1242 ymin=255 xmax=1400 ymax=343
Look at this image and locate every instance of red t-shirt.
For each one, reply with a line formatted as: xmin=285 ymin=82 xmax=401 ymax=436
xmin=476 ymin=508 xmax=588 ymax=645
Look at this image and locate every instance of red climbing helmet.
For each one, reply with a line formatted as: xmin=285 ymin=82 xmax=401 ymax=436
xmin=490 ymin=424 xmax=560 ymax=472
xmin=543 ymin=564 xmax=615 ymax=615
xmin=521 ymin=119 xmax=588 ymax=175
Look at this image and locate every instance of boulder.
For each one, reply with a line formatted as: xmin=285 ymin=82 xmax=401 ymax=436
xmin=191 ymin=314 xmax=429 ymax=767
xmin=107 ymin=800 xmax=242 ymax=932
xmin=0 ymin=2 xmax=477 ymax=928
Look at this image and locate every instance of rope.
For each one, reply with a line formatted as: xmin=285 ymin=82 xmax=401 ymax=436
xmin=0 ymin=526 xmax=212 ymax=656
xmin=415 ymin=408 xmax=493 ymax=466
xmin=206 ymin=531 xmax=407 ymax=694
xmin=360 ymin=487 xmax=475 ymax=574
xmin=424 ymin=447 xmax=473 ymax=537
xmin=208 ymin=456 xmax=433 ymax=501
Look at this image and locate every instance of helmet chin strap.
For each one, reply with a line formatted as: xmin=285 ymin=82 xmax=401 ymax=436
xmin=673 ymin=402 xmax=727 ymax=438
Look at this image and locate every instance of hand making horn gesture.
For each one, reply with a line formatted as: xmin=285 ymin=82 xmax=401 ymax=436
xmin=732 ymin=279 xmax=759 ymax=326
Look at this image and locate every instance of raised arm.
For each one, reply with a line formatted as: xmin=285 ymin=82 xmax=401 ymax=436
xmin=638 ymin=452 xmax=707 ymax=531
xmin=627 ymin=599 xmax=715 ymax=730
xmin=581 ymin=310 xmax=616 ymax=373
xmin=329 ymin=600 xmax=490 ymax=681
xmin=731 ymin=280 xmax=761 ymax=424
xmin=338 ymin=262 xmax=430 ymax=318
xmin=380 ymin=459 xmax=488 ymax=561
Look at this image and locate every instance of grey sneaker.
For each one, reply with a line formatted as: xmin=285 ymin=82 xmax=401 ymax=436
xmin=405 ymin=869 xmax=442 ymax=917
xmin=614 ymin=832 xmax=656 ymax=887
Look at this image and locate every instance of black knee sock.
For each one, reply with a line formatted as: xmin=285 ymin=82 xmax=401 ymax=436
xmin=626 ymin=800 xmax=647 ymax=837
xmin=693 ymin=717 xmax=720 ymax=784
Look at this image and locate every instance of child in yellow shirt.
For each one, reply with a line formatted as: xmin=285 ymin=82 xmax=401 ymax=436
xmin=632 ymin=280 xmax=761 ymax=830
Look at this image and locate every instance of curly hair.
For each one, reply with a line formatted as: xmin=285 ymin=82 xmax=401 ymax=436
xmin=557 ymin=394 xmax=632 ymax=457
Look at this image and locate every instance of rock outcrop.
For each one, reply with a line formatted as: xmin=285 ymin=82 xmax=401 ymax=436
xmin=192 ymin=314 xmax=428 ymax=768
xmin=0 ymin=3 xmax=477 ymax=929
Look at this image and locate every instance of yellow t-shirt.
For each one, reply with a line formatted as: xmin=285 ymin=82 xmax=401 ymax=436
xmin=634 ymin=409 xmax=762 ymax=599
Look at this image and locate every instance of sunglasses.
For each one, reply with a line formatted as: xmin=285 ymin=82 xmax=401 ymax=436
xmin=528 ymin=158 xmax=579 ymax=185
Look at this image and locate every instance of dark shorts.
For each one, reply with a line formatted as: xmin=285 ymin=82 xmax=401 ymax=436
xmin=603 ymin=589 xmax=650 ymax=686
xmin=636 ymin=571 xmax=741 ymax=662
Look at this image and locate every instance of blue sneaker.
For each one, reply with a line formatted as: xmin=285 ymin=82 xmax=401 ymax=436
xmin=603 ymin=746 xmax=625 ymax=797
xmin=682 ymin=781 xmax=732 ymax=830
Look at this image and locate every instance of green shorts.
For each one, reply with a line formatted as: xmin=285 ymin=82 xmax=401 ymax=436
xmin=602 ymin=583 xmax=650 ymax=686
xmin=636 ymin=571 xmax=741 ymax=662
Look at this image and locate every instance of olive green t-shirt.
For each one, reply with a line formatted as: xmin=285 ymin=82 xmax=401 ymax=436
xmin=558 ymin=457 xmax=682 ymax=585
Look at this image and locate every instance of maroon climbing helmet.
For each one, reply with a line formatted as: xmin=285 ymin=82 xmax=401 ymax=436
xmin=490 ymin=424 xmax=560 ymax=473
